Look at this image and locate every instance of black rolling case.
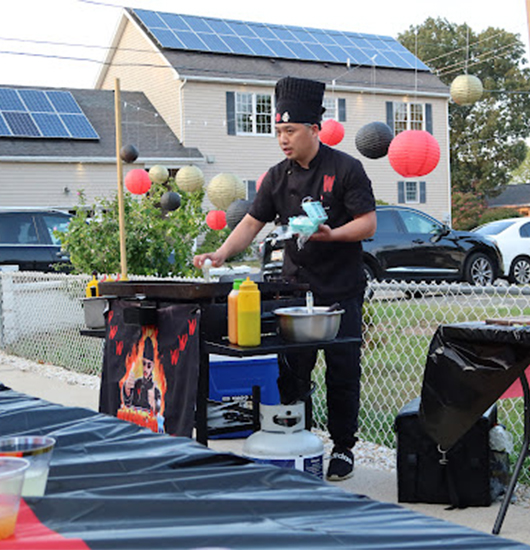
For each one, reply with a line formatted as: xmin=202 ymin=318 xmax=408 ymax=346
xmin=395 ymin=397 xmax=502 ymax=507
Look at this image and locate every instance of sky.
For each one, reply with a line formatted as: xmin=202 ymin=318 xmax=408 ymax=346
xmin=0 ymin=0 xmax=528 ymax=89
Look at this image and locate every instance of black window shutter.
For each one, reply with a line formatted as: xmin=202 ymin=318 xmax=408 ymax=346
xmin=398 ymin=181 xmax=405 ymax=203
xmin=338 ymin=98 xmax=346 ymax=122
xmin=420 ymin=181 xmax=426 ymax=203
xmin=425 ymin=103 xmax=433 ymax=134
xmin=226 ymin=91 xmax=236 ymax=135
xmin=386 ymin=102 xmax=394 ymax=134
xmin=247 ymin=180 xmax=257 ymax=201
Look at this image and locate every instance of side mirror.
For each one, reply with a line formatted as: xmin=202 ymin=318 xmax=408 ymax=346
xmin=431 ymin=224 xmax=451 ymax=243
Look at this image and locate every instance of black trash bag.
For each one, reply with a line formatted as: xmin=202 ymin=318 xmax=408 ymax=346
xmin=420 ymin=322 xmax=530 ymax=450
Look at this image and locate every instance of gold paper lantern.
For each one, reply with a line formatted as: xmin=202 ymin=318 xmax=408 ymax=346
xmin=235 ymin=175 xmax=246 ymax=200
xmin=450 ymin=74 xmax=483 ymax=106
xmin=207 ymin=173 xmax=243 ymax=210
xmin=175 ymin=165 xmax=204 ymax=193
xmin=148 ymin=165 xmax=169 ymax=184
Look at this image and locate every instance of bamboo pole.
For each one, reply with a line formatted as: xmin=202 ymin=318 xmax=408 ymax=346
xmin=527 ymin=0 xmax=530 ymax=51
xmin=114 ymin=77 xmax=128 ymax=281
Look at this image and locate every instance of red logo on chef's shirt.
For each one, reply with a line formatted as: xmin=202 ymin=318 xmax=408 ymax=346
xmin=323 ymin=175 xmax=335 ymax=193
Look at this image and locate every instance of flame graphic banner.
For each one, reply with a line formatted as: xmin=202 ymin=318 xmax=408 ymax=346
xmin=100 ymin=300 xmax=200 ymax=437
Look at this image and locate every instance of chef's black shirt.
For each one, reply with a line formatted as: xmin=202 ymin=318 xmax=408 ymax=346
xmin=249 ymin=143 xmax=375 ymax=301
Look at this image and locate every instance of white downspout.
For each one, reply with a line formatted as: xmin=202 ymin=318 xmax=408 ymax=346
xmin=179 ymin=78 xmax=187 ymax=143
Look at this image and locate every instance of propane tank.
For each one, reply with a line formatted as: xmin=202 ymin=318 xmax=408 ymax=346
xmin=242 ymin=402 xmax=324 ymax=478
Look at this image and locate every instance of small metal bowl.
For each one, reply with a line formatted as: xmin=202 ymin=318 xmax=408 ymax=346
xmin=274 ymin=306 xmax=344 ymax=343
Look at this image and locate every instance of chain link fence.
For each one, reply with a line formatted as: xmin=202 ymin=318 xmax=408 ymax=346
xmin=1 ymin=272 xmax=529 ymax=478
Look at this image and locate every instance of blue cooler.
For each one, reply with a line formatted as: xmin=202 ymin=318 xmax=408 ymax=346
xmin=209 ymin=354 xmax=280 ymax=438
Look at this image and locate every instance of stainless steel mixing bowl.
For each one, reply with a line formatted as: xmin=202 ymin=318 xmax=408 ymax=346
xmin=273 ymin=306 xmax=344 ymax=343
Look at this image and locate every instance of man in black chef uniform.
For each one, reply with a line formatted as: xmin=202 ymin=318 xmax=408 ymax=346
xmin=123 ymin=336 xmax=161 ymax=415
xmin=194 ymin=76 xmax=376 ymax=481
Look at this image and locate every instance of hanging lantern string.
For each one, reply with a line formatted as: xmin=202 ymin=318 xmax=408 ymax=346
xmin=330 ymin=59 xmax=351 ymax=92
xmin=421 ymin=29 xmax=510 ymax=66
xmin=437 ymin=42 xmax=519 ymax=78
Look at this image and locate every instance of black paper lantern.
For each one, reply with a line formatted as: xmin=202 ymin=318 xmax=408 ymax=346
xmin=120 ymin=144 xmax=139 ymax=163
xmin=160 ymin=191 xmax=181 ymax=211
xmin=226 ymin=199 xmax=252 ymax=230
xmin=355 ymin=122 xmax=394 ymax=159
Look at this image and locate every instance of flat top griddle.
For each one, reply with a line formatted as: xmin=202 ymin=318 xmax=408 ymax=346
xmin=98 ymin=279 xmax=308 ymax=302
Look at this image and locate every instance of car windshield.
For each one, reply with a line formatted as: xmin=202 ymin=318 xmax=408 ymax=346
xmin=42 ymin=214 xmax=71 ymax=245
xmin=474 ymin=220 xmax=514 ymax=236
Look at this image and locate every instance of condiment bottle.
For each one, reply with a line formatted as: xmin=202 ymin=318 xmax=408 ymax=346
xmin=237 ymin=277 xmax=261 ymax=347
xmin=228 ymin=278 xmax=243 ymax=345
xmin=85 ymin=271 xmax=99 ymax=297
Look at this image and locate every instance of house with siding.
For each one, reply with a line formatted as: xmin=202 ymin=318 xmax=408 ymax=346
xmin=96 ymin=8 xmax=451 ymax=223
xmin=0 ymin=86 xmax=202 ymax=210
xmin=487 ymin=184 xmax=530 ymax=217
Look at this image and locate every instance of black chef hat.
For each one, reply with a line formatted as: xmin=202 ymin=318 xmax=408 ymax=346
xmin=143 ymin=336 xmax=154 ymax=362
xmin=275 ymin=77 xmax=326 ymax=126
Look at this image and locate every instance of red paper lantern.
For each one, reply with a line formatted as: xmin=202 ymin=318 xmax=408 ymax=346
xmin=256 ymin=171 xmax=267 ymax=192
xmin=206 ymin=210 xmax=226 ymax=230
xmin=319 ymin=119 xmax=345 ymax=146
xmin=125 ymin=169 xmax=151 ymax=194
xmin=388 ymin=130 xmax=440 ymax=178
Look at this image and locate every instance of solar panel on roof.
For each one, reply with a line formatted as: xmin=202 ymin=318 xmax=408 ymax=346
xmin=18 ymin=90 xmax=54 ymax=113
xmin=0 ymin=88 xmax=99 ymax=140
xmin=47 ymin=91 xmax=82 ymax=114
xmin=0 ymin=89 xmax=25 ymax=112
xmin=132 ymin=8 xmax=430 ymax=71
xmin=61 ymin=114 xmax=99 ymax=139
xmin=0 ymin=116 xmax=11 ymax=136
xmin=32 ymin=113 xmax=69 ymax=138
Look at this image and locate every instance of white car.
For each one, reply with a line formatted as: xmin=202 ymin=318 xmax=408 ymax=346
xmin=473 ymin=217 xmax=530 ymax=284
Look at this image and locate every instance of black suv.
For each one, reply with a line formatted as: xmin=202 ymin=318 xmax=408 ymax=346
xmin=0 ymin=209 xmax=72 ymax=272
xmin=261 ymin=205 xmax=504 ymax=286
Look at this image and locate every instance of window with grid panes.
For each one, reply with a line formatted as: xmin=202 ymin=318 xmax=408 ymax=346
xmin=322 ymin=97 xmax=337 ymax=120
xmin=394 ymin=102 xmax=424 ymax=134
xmin=405 ymin=181 xmax=419 ymax=203
xmin=235 ymin=92 xmax=272 ymax=135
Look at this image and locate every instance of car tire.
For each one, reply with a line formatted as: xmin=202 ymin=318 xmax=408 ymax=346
xmin=464 ymin=252 xmax=495 ymax=286
xmin=509 ymin=256 xmax=530 ymax=285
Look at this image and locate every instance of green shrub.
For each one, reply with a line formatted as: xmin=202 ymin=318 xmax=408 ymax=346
xmin=58 ymin=180 xmax=206 ymax=277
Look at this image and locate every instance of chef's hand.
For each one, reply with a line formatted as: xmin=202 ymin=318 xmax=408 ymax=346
xmin=309 ymin=224 xmax=334 ymax=242
xmin=193 ymin=251 xmax=226 ymax=269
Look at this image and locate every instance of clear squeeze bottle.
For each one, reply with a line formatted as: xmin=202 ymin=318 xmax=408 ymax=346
xmin=237 ymin=277 xmax=261 ymax=347
xmin=228 ymin=278 xmax=243 ymax=345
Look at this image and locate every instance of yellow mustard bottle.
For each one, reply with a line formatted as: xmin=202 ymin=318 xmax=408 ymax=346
xmin=237 ymin=277 xmax=261 ymax=347
xmin=228 ymin=278 xmax=243 ymax=345
xmin=85 ymin=271 xmax=99 ymax=298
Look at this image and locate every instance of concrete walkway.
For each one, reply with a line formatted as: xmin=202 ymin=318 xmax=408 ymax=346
xmin=1 ymin=360 xmax=529 ymax=547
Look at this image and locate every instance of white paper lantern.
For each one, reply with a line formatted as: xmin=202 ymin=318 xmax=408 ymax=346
xmin=450 ymin=74 xmax=483 ymax=106
xmin=175 ymin=165 xmax=204 ymax=193
xmin=148 ymin=165 xmax=169 ymax=184
xmin=207 ymin=173 xmax=243 ymax=210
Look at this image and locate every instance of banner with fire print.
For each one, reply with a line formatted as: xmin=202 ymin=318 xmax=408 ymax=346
xmin=99 ymin=300 xmax=200 ymax=438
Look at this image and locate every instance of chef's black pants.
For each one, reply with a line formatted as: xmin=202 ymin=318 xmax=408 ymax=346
xmin=277 ymin=293 xmax=363 ymax=450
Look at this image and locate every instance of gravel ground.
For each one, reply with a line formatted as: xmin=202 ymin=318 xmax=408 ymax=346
xmin=0 ymin=350 xmax=100 ymax=390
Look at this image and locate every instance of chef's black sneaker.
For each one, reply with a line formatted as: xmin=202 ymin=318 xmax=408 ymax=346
xmin=326 ymin=447 xmax=354 ymax=481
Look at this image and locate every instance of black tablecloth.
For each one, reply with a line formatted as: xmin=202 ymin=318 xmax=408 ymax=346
xmin=420 ymin=322 xmax=530 ymax=450
xmin=0 ymin=386 xmax=528 ymax=550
